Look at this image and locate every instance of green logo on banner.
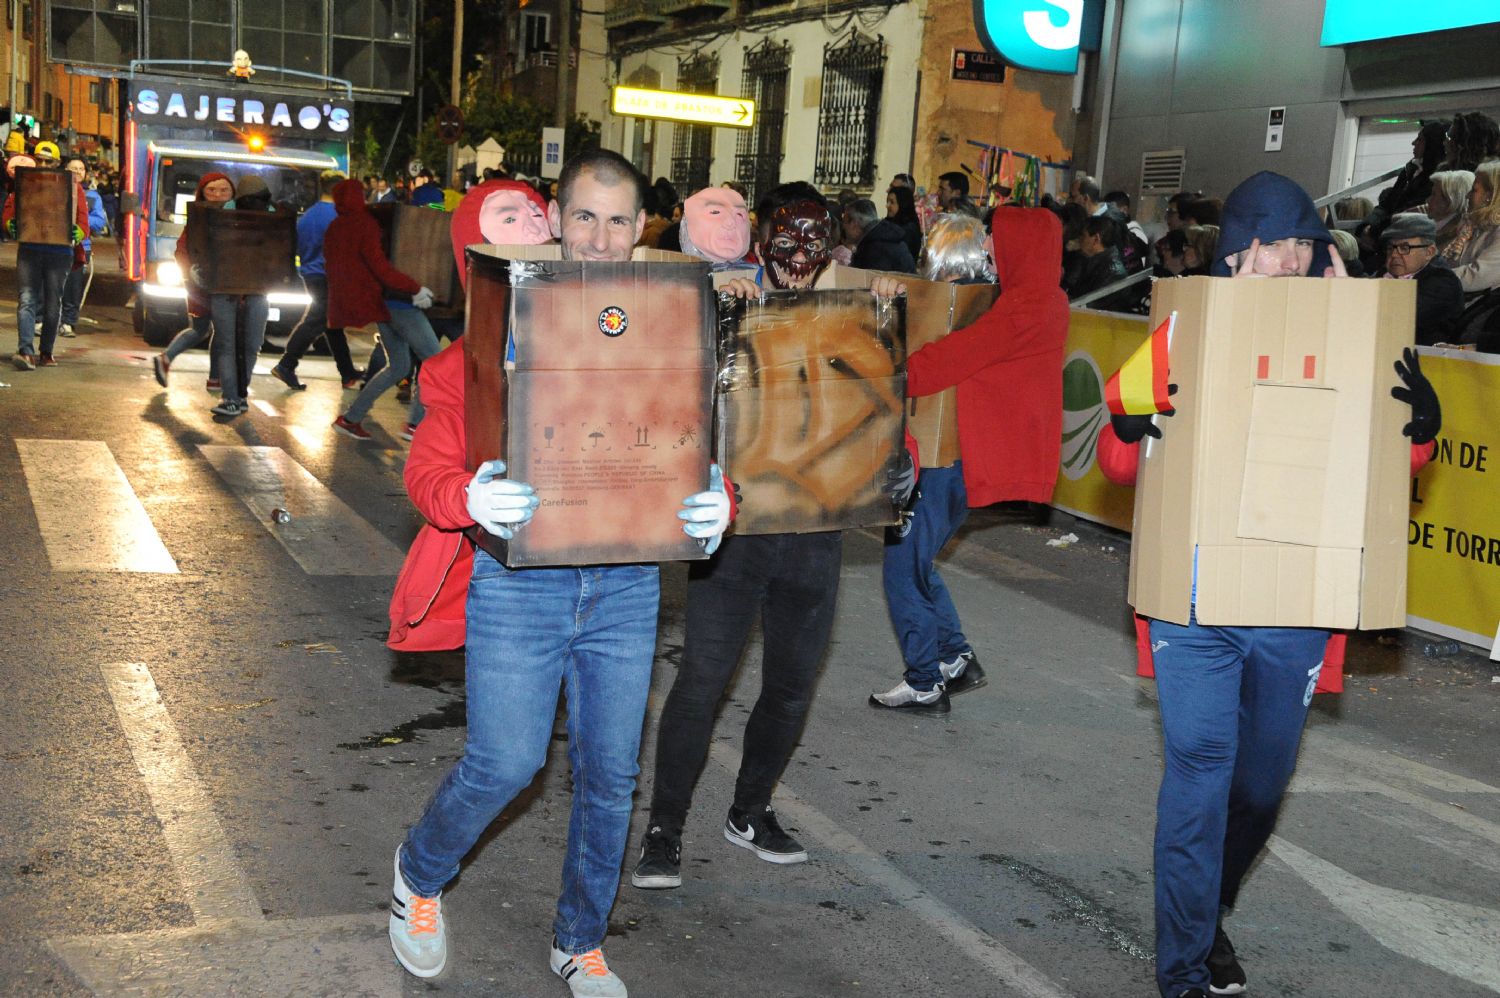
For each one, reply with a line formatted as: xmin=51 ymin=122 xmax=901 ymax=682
xmin=1061 ymin=351 xmax=1105 ymax=481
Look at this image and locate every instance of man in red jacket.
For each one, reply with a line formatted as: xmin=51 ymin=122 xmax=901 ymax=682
xmin=868 ymin=207 xmax=1070 ymax=714
xmin=323 ymin=177 xmax=437 ymax=440
xmin=387 ymin=149 xmax=731 ymax=998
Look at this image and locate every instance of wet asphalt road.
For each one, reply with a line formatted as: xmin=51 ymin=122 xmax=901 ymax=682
xmin=2 ymin=245 xmax=1498 ymax=997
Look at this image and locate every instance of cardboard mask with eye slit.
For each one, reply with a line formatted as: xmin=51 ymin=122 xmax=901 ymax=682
xmin=762 ymin=199 xmax=834 ymax=289
xmin=680 ymin=187 xmax=751 ymax=264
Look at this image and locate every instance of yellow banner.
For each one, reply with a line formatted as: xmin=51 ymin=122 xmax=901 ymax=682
xmin=610 ymin=86 xmax=755 ymax=129
xmin=1406 ymin=348 xmax=1500 ymax=649
xmin=1053 ymin=309 xmax=1150 ymax=531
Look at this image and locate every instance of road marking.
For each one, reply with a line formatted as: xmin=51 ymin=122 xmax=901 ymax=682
xmin=251 ymin=399 xmax=280 ymax=418
xmin=99 ymin=661 xmax=261 ymax=924
xmin=1268 ymin=836 xmax=1500 ymax=992
xmin=198 ymin=445 xmax=405 ymax=575
xmin=16 ymin=439 xmax=178 ymax=573
xmin=709 ymin=742 xmax=1074 ymax=998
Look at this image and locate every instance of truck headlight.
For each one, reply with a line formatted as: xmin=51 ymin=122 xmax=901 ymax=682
xmin=156 ymin=261 xmax=184 ymax=286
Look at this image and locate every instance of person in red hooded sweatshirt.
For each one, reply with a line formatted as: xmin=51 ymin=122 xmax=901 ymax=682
xmin=866 ymin=207 xmax=1070 ymax=715
xmin=151 ymin=172 xmax=233 ymax=390
xmin=323 ymin=176 xmax=436 ymax=441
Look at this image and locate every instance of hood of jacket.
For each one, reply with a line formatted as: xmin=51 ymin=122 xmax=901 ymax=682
xmin=450 ymin=179 xmax=550 ymax=290
xmin=333 ymin=178 xmax=368 ymax=215
xmin=1212 ymin=171 xmax=1333 ymax=276
xmin=990 ymin=207 xmax=1065 ymax=299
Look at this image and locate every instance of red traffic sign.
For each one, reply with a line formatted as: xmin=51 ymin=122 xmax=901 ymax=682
xmin=436 ymin=104 xmax=464 ymax=145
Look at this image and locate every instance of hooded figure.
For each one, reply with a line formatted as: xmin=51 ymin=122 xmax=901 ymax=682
xmin=324 ymin=177 xmax=421 ymax=331
xmin=448 ymin=179 xmax=551 ymax=291
xmin=1211 ymin=171 xmax=1334 ymax=278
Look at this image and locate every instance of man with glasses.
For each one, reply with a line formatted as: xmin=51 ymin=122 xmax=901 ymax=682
xmin=1379 ymin=213 xmax=1463 ymax=345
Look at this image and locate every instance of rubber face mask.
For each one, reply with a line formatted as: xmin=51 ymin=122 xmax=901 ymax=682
xmin=681 ymin=187 xmax=750 ymax=263
xmin=479 ymin=188 xmax=551 ymax=245
xmin=762 ymin=200 xmax=833 ymax=289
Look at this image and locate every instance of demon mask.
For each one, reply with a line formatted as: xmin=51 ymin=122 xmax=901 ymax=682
xmin=762 ymin=199 xmax=834 ymax=289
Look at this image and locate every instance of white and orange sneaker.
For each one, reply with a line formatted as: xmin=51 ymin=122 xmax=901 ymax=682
xmin=550 ymin=938 xmax=627 ymax=997
xmin=389 ymin=847 xmax=446 ymax=978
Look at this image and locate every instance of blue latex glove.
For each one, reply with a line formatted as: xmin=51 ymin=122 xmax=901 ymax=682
xmin=465 ymin=459 xmax=539 ymax=539
xmin=679 ymin=463 xmax=732 ymax=555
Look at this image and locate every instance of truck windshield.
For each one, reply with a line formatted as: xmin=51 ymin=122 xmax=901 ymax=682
xmin=157 ymin=159 xmax=323 ymax=224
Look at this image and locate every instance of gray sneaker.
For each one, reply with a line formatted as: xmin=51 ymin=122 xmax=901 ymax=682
xmin=550 ymin=938 xmax=627 ymax=997
xmin=868 ymin=680 xmax=951 ymax=716
xmin=13 ymin=352 xmax=35 ymax=371
xmin=389 ymin=847 xmax=446 ymax=978
xmin=940 ymin=652 xmax=987 ymax=696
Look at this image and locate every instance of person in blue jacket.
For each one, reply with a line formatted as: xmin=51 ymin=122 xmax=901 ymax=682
xmin=271 ymin=171 xmax=362 ymax=390
xmin=59 ymin=158 xmax=109 ymax=338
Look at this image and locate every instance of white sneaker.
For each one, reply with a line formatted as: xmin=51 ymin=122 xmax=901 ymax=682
xmin=550 ymin=938 xmax=627 ymax=997
xmin=868 ymin=680 xmax=951 ymax=715
xmin=389 ymin=847 xmax=446 ymax=978
xmin=60 ymin=323 xmax=75 ymax=337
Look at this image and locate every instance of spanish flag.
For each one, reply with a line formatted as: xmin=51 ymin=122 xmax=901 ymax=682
xmin=1105 ymin=312 xmax=1175 ymax=416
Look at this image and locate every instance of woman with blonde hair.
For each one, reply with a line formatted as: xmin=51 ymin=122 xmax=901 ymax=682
xmin=1427 ymin=169 xmax=1475 ymax=258
xmin=1180 ymin=224 xmax=1219 ymax=275
xmin=919 ymin=212 xmax=994 ymax=283
xmin=1451 ymin=160 xmax=1500 ymax=293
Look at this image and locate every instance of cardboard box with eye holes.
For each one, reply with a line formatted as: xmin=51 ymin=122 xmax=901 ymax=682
xmin=713 ymin=269 xmax=907 ymax=535
xmin=13 ymin=167 xmax=77 ymax=246
xmin=815 ymin=264 xmax=999 ymax=468
xmin=463 ymin=244 xmax=716 ymax=568
xmin=1128 ymin=276 xmax=1416 ymax=629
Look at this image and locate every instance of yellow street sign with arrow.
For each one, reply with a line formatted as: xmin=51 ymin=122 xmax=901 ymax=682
xmin=610 ymin=86 xmax=755 ymax=129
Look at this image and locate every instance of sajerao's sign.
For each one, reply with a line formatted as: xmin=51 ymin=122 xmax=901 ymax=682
xmin=131 ymin=84 xmax=352 ymax=140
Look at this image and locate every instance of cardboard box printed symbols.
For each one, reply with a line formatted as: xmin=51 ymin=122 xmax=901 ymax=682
xmin=1127 ymin=276 xmax=1416 ymax=630
xmin=185 ymin=202 xmax=298 ymax=294
xmin=717 ymin=288 xmax=907 ymax=534
xmin=13 ymin=167 xmax=77 ymax=246
xmin=464 ymin=244 xmax=716 ymax=567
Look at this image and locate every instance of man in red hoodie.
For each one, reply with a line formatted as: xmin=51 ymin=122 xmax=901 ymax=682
xmin=867 ymin=207 xmax=1070 ymax=714
xmin=386 ymin=150 xmax=731 ymax=998
xmin=323 ymin=177 xmax=436 ymax=440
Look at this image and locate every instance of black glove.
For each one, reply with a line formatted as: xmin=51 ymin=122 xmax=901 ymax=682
xmin=886 ymin=449 xmax=917 ymax=508
xmin=1391 ymin=347 xmax=1441 ymax=445
xmin=1110 ymin=384 xmax=1177 ymax=444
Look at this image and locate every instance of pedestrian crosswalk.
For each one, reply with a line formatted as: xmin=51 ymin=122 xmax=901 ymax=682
xmin=16 ymin=437 xmax=409 ymax=576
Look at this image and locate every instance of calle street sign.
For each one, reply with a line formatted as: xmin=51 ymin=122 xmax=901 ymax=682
xmin=611 ymin=86 xmax=755 ymax=129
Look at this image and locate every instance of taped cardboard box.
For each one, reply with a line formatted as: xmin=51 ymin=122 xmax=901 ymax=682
xmin=370 ymin=202 xmax=464 ymax=316
xmin=13 ymin=167 xmax=77 ymax=246
xmin=716 ymin=284 xmax=906 ymax=534
xmin=1127 ymin=276 xmax=1415 ymax=629
xmin=186 ymin=203 xmax=297 ymax=294
xmin=816 ymin=263 xmax=998 ymax=468
xmin=464 ymin=244 xmax=715 ymax=567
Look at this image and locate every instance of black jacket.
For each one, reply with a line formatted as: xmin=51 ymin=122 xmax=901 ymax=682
xmin=851 ymin=219 xmax=917 ymax=273
xmin=1413 ymin=260 xmax=1465 ymax=346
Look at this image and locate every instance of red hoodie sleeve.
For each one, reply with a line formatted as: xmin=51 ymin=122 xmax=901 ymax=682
xmin=404 ymin=354 xmax=475 ymax=530
xmin=357 ymin=217 xmax=422 ymax=297
xmin=1410 ymin=439 xmax=1435 ymax=476
xmin=906 ymin=293 xmax=1068 ymax=397
xmin=2 ymin=193 xmax=14 ymax=228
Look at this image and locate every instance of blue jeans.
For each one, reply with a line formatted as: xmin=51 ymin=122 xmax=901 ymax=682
xmin=344 ymin=306 xmax=440 ymax=425
xmin=400 ymin=552 xmax=660 ymax=953
xmin=883 ymin=462 xmax=971 ymax=690
xmin=16 ymin=247 xmax=71 ymax=357
xmin=61 ymin=250 xmax=91 ymax=327
xmin=210 ymin=294 xmax=269 ymax=404
xmin=1149 ymin=614 xmax=1328 ymax=997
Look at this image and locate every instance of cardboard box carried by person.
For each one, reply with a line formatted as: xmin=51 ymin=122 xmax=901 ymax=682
xmin=371 ymin=202 xmax=464 ymax=317
xmin=464 ymin=244 xmax=716 ymax=567
xmin=715 ymin=274 xmax=907 ymax=534
xmin=186 ymin=203 xmax=297 ymax=294
xmin=1128 ymin=275 xmax=1416 ymax=629
xmin=13 ymin=167 xmax=77 ymax=246
xmin=818 ymin=263 xmax=998 ymax=468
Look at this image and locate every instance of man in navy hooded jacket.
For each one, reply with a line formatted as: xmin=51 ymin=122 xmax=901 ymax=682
xmin=1097 ymin=171 xmax=1442 ymax=998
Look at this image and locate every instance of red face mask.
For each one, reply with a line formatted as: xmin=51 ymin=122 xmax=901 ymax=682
xmin=763 ymin=200 xmax=833 ymax=289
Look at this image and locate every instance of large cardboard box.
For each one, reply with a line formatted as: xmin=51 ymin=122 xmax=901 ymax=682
xmin=186 ymin=203 xmax=297 ymax=294
xmin=716 ymin=285 xmax=906 ymax=534
xmin=464 ymin=244 xmax=716 ymax=567
xmin=370 ymin=202 xmax=464 ymax=316
xmin=13 ymin=168 xmax=76 ymax=246
xmin=1127 ymin=276 xmax=1416 ymax=629
xmin=818 ymin=264 xmax=997 ymax=467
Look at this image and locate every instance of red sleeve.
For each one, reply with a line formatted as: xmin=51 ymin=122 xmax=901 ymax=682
xmin=404 ymin=366 xmax=474 ymax=530
xmin=358 ymin=221 xmax=421 ymax=297
xmin=906 ymin=294 xmax=1067 ymax=398
xmin=904 ymin=428 xmax=920 ymax=470
xmin=722 ymin=472 xmax=738 ymax=523
xmin=76 ymin=185 xmax=88 ymax=228
xmin=1096 ymin=423 xmax=1141 ymax=486
xmin=1410 ymin=439 xmax=1435 ymax=476
xmin=2 ymin=193 xmax=14 ymax=227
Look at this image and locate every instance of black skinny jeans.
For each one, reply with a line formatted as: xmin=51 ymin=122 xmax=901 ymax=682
xmin=649 ymin=531 xmax=843 ymax=832
xmin=279 ymin=275 xmax=357 ymax=382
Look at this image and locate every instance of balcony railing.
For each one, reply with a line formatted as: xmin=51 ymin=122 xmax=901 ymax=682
xmin=604 ymin=0 xmax=668 ymax=31
xmin=657 ymin=0 xmax=732 ymax=15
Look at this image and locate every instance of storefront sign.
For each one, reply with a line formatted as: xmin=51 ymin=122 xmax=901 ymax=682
xmin=952 ymin=49 xmax=1006 ymax=83
xmin=611 ymin=86 xmax=754 ymax=129
xmin=128 ymin=82 xmax=352 ymax=140
xmin=972 ymin=0 xmax=1105 ymax=74
xmin=1321 ymin=3 xmax=1500 ymax=46
xmin=1406 ymin=349 xmax=1500 ymax=650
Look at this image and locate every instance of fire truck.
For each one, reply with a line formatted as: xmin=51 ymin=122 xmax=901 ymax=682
xmin=120 ymin=71 xmax=353 ymax=345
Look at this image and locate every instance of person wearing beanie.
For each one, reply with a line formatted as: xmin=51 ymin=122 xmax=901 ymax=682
xmin=207 ymin=173 xmax=277 ymax=417
xmin=1096 ymin=172 xmax=1444 ymax=998
xmin=1378 ymin=212 xmax=1463 ymax=346
xmin=153 ymin=172 xmax=232 ymax=391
